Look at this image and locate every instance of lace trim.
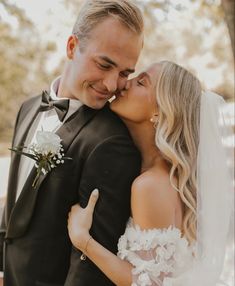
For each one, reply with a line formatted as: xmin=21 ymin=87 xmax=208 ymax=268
xmin=117 ymin=218 xmax=194 ymax=286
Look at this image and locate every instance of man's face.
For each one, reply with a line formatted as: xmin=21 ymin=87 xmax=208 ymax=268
xmin=65 ymin=17 xmax=143 ymax=109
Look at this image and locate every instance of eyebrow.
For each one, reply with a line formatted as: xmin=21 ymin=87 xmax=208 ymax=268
xmin=99 ymin=56 xmax=135 ymax=74
xmin=139 ymin=72 xmax=152 ymax=83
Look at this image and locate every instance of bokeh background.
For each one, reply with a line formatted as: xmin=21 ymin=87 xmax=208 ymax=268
xmin=0 ymin=0 xmax=234 ymax=284
xmin=0 ymin=0 xmax=234 ymax=148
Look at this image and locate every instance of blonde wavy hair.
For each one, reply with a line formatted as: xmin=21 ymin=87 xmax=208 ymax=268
xmin=155 ymin=61 xmax=201 ymax=243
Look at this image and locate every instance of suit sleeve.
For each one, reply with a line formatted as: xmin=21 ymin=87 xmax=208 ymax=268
xmin=65 ymin=135 xmax=141 ymax=285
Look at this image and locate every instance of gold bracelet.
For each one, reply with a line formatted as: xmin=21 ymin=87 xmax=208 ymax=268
xmin=80 ymin=236 xmax=93 ymax=261
xmin=84 ymin=236 xmax=93 ymax=254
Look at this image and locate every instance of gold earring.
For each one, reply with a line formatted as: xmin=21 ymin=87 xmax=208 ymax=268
xmin=150 ymin=114 xmax=159 ymax=128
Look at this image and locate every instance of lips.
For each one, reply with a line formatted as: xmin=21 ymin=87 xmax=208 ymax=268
xmin=90 ymin=85 xmax=111 ymax=99
xmin=115 ymin=90 xmax=126 ymax=99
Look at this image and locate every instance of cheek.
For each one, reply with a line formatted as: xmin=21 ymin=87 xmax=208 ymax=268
xmin=72 ymin=55 xmax=97 ymax=84
xmin=118 ymin=78 xmax=128 ymax=91
xmin=129 ymin=93 xmax=149 ymax=120
xmin=129 ymin=87 xmax=149 ymax=107
xmin=111 ymin=90 xmax=150 ymax=122
xmin=70 ymin=60 xmax=83 ymax=86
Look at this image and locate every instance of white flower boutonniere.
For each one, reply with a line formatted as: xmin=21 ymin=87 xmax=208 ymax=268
xmin=10 ymin=131 xmax=72 ymax=189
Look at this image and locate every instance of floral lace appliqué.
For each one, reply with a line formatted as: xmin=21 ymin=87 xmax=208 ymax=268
xmin=117 ymin=218 xmax=194 ymax=286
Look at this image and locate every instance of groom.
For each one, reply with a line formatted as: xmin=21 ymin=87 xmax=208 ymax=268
xmin=0 ymin=1 xmax=144 ymax=285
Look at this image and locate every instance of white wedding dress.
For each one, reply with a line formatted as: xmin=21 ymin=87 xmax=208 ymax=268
xmin=117 ymin=218 xmax=195 ymax=286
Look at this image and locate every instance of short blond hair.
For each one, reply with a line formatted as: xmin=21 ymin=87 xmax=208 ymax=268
xmin=72 ymin=0 xmax=144 ymax=44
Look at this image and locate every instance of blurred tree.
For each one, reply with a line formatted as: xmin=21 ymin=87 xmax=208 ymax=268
xmin=0 ymin=0 xmax=234 ymax=153
xmin=134 ymin=0 xmax=234 ymax=100
xmin=221 ymin=0 xmax=235 ymax=57
xmin=0 ymin=0 xmax=56 ymax=147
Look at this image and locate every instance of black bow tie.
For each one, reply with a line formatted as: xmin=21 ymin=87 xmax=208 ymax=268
xmin=40 ymin=91 xmax=70 ymax=122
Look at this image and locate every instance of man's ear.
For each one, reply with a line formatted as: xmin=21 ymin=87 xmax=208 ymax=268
xmin=66 ymin=35 xmax=79 ymax=60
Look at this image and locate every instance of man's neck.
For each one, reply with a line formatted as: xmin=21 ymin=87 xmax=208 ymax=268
xmin=57 ymin=66 xmax=76 ymax=99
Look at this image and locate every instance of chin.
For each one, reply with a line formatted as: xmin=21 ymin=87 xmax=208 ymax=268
xmin=110 ymin=101 xmax=123 ymax=117
xmin=110 ymin=100 xmax=117 ymax=112
xmin=79 ymin=92 xmax=106 ymax=109
xmin=87 ymin=99 xmax=108 ymax=110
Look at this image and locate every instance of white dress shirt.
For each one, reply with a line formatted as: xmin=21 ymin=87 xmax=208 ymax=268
xmin=15 ymin=77 xmax=82 ymax=201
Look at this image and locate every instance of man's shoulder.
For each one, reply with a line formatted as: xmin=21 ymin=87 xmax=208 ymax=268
xmin=91 ymin=104 xmax=129 ymax=137
xmin=21 ymin=93 xmax=42 ymax=109
xmin=80 ymin=104 xmax=137 ymax=154
xmin=15 ymin=93 xmax=42 ymax=123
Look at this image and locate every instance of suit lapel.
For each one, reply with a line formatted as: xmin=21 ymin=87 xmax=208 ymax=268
xmin=6 ymin=104 xmax=99 ymax=238
xmin=13 ymin=96 xmax=41 ymax=148
xmin=56 ymin=104 xmax=99 ymax=152
xmin=5 ymin=96 xmax=41 ymax=225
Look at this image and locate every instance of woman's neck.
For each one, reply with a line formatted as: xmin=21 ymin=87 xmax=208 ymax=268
xmin=123 ymin=119 xmax=162 ymax=172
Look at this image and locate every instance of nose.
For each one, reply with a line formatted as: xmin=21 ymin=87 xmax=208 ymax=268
xmin=103 ymin=73 xmax=118 ymax=94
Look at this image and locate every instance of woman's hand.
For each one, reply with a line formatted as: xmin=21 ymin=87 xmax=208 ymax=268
xmin=68 ymin=189 xmax=99 ymax=251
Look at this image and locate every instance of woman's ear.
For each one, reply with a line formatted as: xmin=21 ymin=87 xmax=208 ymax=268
xmin=66 ymin=35 xmax=78 ymax=60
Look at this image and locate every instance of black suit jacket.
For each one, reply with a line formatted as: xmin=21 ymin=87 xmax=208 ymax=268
xmin=0 ymin=93 xmax=141 ymax=286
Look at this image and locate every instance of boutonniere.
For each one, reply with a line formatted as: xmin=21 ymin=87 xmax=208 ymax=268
xmin=10 ymin=131 xmax=72 ymax=189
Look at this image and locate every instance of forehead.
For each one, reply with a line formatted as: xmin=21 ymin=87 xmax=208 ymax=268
xmin=85 ymin=17 xmax=143 ymax=68
xmin=144 ymin=63 xmax=162 ymax=86
xmin=146 ymin=63 xmax=161 ymax=76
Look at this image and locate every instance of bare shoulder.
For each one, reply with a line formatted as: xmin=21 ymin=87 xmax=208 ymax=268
xmin=131 ymin=167 xmax=179 ymax=229
xmin=132 ymin=167 xmax=177 ymax=204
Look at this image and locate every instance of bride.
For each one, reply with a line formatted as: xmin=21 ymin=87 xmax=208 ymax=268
xmin=67 ymin=61 xmax=233 ymax=286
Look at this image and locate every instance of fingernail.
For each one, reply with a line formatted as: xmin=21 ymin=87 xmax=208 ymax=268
xmin=93 ymin=188 xmax=99 ymax=196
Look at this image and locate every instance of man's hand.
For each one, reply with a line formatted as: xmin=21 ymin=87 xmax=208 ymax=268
xmin=0 ymin=277 xmax=3 ymax=286
xmin=67 ymin=189 xmax=99 ymax=251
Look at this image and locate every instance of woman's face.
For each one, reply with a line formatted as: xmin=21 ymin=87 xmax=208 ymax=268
xmin=110 ymin=63 xmax=161 ymax=123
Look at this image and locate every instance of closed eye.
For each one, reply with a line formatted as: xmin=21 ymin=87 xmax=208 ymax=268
xmin=137 ymin=79 xmax=145 ymax=86
xmin=97 ymin=62 xmax=111 ymax=70
xmin=120 ymin=71 xmax=130 ymax=78
xmin=137 ymin=72 xmax=151 ymax=87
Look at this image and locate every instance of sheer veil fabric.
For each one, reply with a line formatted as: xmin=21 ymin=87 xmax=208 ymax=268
xmin=195 ymin=91 xmax=234 ymax=285
xmin=166 ymin=91 xmax=234 ymax=286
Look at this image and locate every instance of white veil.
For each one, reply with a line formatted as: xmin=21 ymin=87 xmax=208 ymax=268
xmin=166 ymin=91 xmax=234 ymax=286
xmin=193 ymin=91 xmax=233 ymax=285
